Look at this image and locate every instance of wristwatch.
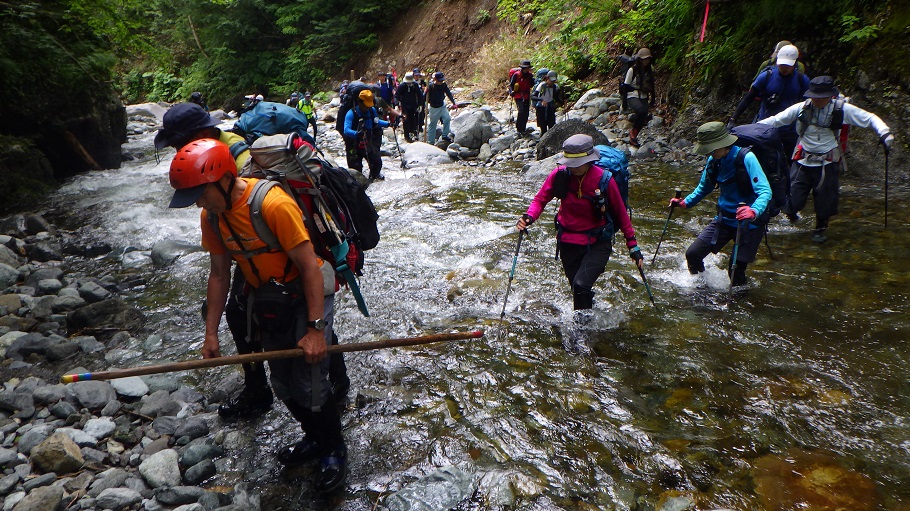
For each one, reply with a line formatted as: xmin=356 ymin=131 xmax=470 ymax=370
xmin=306 ymin=319 xmax=326 ymax=331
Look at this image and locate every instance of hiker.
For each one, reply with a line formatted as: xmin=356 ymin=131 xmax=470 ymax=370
xmin=413 ymin=68 xmax=428 ymax=136
xmin=757 ymin=76 xmax=894 ymax=242
xmin=376 ymin=72 xmax=396 ymax=107
xmin=343 ymin=88 xmax=389 ymax=181
xmin=426 ymin=71 xmax=458 ymax=145
xmin=669 ymin=122 xmax=771 ymax=286
xmin=396 ymin=72 xmax=425 ymax=142
xmin=515 ymin=134 xmax=642 ymax=310
xmin=755 ymin=40 xmax=806 ymax=80
xmin=298 ymin=91 xmax=318 ymax=138
xmin=338 ymin=80 xmax=349 ymax=96
xmin=532 ymin=70 xmax=559 ymax=135
xmin=508 ymin=60 xmax=534 ymax=134
xmin=729 ymin=44 xmax=809 ymax=157
xmin=286 ymin=91 xmax=301 ymax=108
xmin=167 ymin=138 xmax=347 ymax=494
xmin=623 ymin=48 xmax=656 ymax=147
xmin=189 ymin=91 xmax=209 ymax=111
xmin=154 ymin=103 xmax=351 ymax=418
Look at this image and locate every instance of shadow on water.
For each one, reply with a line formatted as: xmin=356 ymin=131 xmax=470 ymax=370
xmin=44 ymin=136 xmax=910 ymax=509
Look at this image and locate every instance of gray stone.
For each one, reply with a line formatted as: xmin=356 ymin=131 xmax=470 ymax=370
xmin=21 ymin=472 xmax=55 ymax=492
xmin=110 ymin=377 xmax=149 ymax=398
xmin=44 ymin=339 xmax=79 ymax=361
xmin=66 ymin=298 xmax=145 ymax=333
xmin=8 ymin=485 xmax=62 ymax=511
xmin=24 ymin=268 xmax=64 ymax=289
xmin=154 ymin=486 xmax=207 ymax=506
xmin=4 ymin=333 xmax=48 ymax=360
xmin=0 ymin=391 xmax=33 ymax=415
xmin=179 ymin=443 xmax=223 ymax=468
xmin=171 ymin=387 xmax=204 ymax=404
xmin=22 ymin=214 xmax=52 ymax=236
xmin=656 ymin=495 xmax=696 ymax=511
xmin=183 ymin=459 xmax=216 ymax=485
xmin=139 ymin=390 xmax=180 ymax=418
xmin=76 ymin=281 xmax=111 ymax=303
xmin=74 ymin=335 xmax=104 ymax=353
xmin=36 ymin=279 xmax=62 ymax=296
xmin=31 ymin=384 xmax=66 ymax=405
xmin=173 ymin=504 xmax=205 ymax=511
xmin=0 ymin=264 xmax=17 ymax=291
xmin=16 ymin=425 xmax=55 ymax=455
xmin=50 ymin=294 xmax=86 ymax=313
xmin=401 ymin=142 xmax=454 ymax=168
xmin=173 ymin=418 xmax=208 ymax=442
xmin=451 ymin=108 xmax=495 ymax=149
xmin=96 ymin=487 xmax=143 ymax=510
xmin=139 ymin=449 xmax=181 ymax=488
xmin=68 ymin=380 xmax=117 ymax=411
xmin=151 ymin=416 xmax=180 ymax=436
xmin=29 ymin=433 xmax=84 ymax=474
xmin=0 ymin=474 xmax=17 ymax=496
xmin=25 ymin=240 xmax=63 ymax=262
xmin=4 ymin=491 xmax=25 ymax=511
xmin=0 ymin=448 xmax=22 ymax=468
xmin=49 ymin=401 xmax=78 ymax=420
xmin=55 ymin=427 xmax=98 ymax=448
xmin=100 ymin=400 xmax=121 ymax=417
xmin=87 ymin=468 xmax=131 ymax=497
xmin=83 ymin=417 xmax=116 ymax=440
xmin=0 ymin=247 xmax=20 ymax=269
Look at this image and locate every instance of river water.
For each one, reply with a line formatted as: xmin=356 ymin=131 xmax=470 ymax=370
xmin=43 ymin=123 xmax=910 ymax=510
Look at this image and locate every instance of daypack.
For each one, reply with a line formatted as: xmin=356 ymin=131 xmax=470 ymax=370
xmin=709 ymin=124 xmax=788 ymax=222
xmin=796 ymin=98 xmax=845 ymax=138
xmin=616 ymin=54 xmax=636 ymax=107
xmin=551 ymin=144 xmax=631 ymax=243
xmin=508 ymin=68 xmax=533 ymax=98
xmin=530 ymin=68 xmax=550 ymax=108
xmin=234 ymin=133 xmax=380 ymax=316
xmin=335 ymin=80 xmax=371 ymax=133
xmin=233 ymin=101 xmax=314 ymax=147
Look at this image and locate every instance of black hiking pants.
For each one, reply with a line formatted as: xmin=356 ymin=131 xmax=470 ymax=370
xmin=515 ymin=97 xmax=531 ymax=133
xmin=558 ymin=239 xmax=613 ymax=310
xmin=685 ymin=218 xmax=762 ymax=286
xmin=786 ymin=161 xmax=839 ymax=229
xmin=627 ymin=97 xmax=650 ymax=131
xmin=535 ymin=104 xmax=556 ymax=135
xmin=401 ymin=106 xmax=419 ymax=140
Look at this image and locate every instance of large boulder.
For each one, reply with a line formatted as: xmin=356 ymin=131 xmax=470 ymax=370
xmin=67 ymin=298 xmax=145 ymax=334
xmin=450 ymin=108 xmax=495 ymax=149
xmin=535 ymin=119 xmax=611 ymax=160
xmin=402 ymin=142 xmax=454 ymax=168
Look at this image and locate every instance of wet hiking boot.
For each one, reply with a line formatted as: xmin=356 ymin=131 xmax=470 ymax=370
xmin=785 ymin=212 xmax=800 ymax=224
xmin=811 ymin=228 xmax=827 ymax=243
xmin=218 ymin=385 xmax=273 ymax=420
xmin=315 ymin=445 xmax=348 ymax=494
xmin=276 ymin=438 xmax=320 ymax=467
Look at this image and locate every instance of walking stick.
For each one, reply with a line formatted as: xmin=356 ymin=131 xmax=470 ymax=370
xmin=636 ymin=262 xmax=656 ymax=306
xmin=497 ymin=229 xmax=524 ymax=339
xmin=884 ymin=149 xmax=889 ymax=228
xmin=729 ymin=218 xmax=746 ymax=292
xmin=61 ymin=331 xmax=484 ymax=383
xmin=652 ymin=189 xmax=682 ymax=264
xmin=763 ymin=226 xmax=774 ymax=260
xmin=392 ymin=124 xmax=406 ymax=169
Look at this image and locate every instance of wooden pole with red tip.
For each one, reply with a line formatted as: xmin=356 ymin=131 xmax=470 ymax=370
xmin=61 ymin=331 xmax=484 ymax=383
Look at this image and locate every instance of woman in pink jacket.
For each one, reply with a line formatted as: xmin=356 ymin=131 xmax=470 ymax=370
xmin=516 ymin=134 xmax=643 ymax=310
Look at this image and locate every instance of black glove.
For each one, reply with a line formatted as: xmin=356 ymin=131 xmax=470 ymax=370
xmin=629 ymin=246 xmax=643 ymax=262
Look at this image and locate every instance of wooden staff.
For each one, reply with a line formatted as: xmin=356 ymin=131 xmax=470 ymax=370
xmin=61 ymin=331 xmax=483 ymax=383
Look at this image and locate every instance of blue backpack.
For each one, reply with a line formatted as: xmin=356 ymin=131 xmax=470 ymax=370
xmin=234 ymin=101 xmax=314 ymax=146
xmin=594 ymin=144 xmax=630 ymax=214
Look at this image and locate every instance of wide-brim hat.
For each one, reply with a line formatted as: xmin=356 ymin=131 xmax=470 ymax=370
xmin=403 ymin=72 xmax=415 ymax=83
xmin=693 ymin=121 xmax=738 ymax=155
xmin=636 ymin=47 xmax=652 ymax=59
xmin=168 ymin=183 xmax=207 ymax=209
xmin=154 ymin=103 xmax=220 ymax=149
xmin=520 ymin=59 xmax=532 ymax=68
xmin=804 ymin=76 xmax=839 ymax=98
xmin=557 ymin=134 xmax=600 ymax=167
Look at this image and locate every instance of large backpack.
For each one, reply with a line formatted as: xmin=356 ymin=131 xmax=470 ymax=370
xmin=710 ymin=124 xmax=788 ymax=222
xmin=233 ymin=133 xmax=380 ymax=316
xmin=233 ymin=101 xmax=313 ymax=147
xmin=335 ymin=80 xmax=370 ymax=133
xmin=616 ymin=54 xmax=636 ymax=108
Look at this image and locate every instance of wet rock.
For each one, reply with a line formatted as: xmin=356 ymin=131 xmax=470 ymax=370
xmin=179 ymin=442 xmax=223 ymax=468
xmin=83 ymin=417 xmax=116 ymax=440
xmin=25 ymin=240 xmax=63 ymax=262
xmin=96 ymin=487 xmax=143 ymax=510
xmin=30 ymin=432 xmax=84 ymax=474
xmin=402 ymin=142 xmax=454 ymax=167
xmin=0 ymin=448 xmax=23 ymax=468
xmin=139 ymin=449 xmax=181 ymax=488
xmin=16 ymin=425 xmax=55 ymax=455
xmin=173 ymin=418 xmax=208 ymax=441
xmin=140 ymin=390 xmax=181 ymax=417
xmin=67 ymin=298 xmax=145 ymax=333
xmin=0 ymin=473 xmax=18 ymax=495
xmin=173 ymin=503 xmax=205 ymax=511
xmin=450 ymin=108 xmax=495 ymax=149
xmin=384 ymin=466 xmax=476 ymax=511
xmin=183 ymin=459 xmax=216 ymax=485
xmin=8 ymin=485 xmax=63 ymax=511
xmin=56 ymin=427 xmax=99 ymax=448
xmin=0 ymin=247 xmax=21 ymax=269
xmin=0 ymin=390 xmax=34 ymax=415
xmin=77 ymin=281 xmax=112 ymax=303
xmin=155 ymin=486 xmax=207 ymax=506
xmin=0 ymin=264 xmax=19 ymax=291
xmin=21 ymin=472 xmax=56 ymax=492
xmin=51 ymin=294 xmax=86 ymax=313
xmin=753 ymin=450 xmax=878 ymax=510
xmin=150 ymin=240 xmax=203 ymax=267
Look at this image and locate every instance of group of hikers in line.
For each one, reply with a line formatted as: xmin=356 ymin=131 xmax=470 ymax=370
xmin=153 ymin=40 xmax=894 ymax=496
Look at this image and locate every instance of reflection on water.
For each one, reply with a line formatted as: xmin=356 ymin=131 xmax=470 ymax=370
xmin=46 ymin=136 xmax=910 ymax=509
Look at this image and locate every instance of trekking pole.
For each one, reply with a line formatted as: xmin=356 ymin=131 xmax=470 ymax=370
xmin=652 ymin=189 xmax=682 ymax=265
xmin=392 ymin=124 xmax=406 ymax=169
xmin=884 ymin=149 xmax=889 ymax=228
xmin=636 ymin=261 xmax=656 ymax=306
xmin=497 ymin=229 xmax=525 ymax=340
xmin=60 ymin=331 xmax=484 ymax=383
xmin=729 ymin=216 xmax=747 ymax=292
xmin=763 ymin=227 xmax=774 ymax=259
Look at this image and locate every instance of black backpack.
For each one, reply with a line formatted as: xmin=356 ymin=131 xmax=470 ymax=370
xmin=335 ymin=80 xmax=371 ymax=133
xmin=616 ymin=54 xmax=636 ymax=108
xmin=709 ymin=123 xmax=789 ymax=222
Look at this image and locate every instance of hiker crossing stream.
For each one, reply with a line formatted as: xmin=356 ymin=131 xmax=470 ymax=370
xmin=42 ymin=122 xmax=910 ymax=510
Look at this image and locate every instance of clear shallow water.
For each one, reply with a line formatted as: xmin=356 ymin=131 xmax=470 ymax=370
xmin=44 ymin=129 xmax=910 ymax=510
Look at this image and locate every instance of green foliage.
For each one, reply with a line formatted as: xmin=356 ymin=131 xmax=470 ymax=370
xmin=477 ymin=9 xmax=491 ymax=25
xmin=837 ymin=14 xmax=880 ymax=42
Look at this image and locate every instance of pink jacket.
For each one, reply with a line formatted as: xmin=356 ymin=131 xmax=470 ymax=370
xmin=526 ymin=165 xmax=637 ymax=248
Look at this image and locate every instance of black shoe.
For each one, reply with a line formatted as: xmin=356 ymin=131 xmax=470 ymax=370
xmin=276 ymin=438 xmax=320 ymax=467
xmin=785 ymin=212 xmax=800 ymax=224
xmin=369 ymin=174 xmax=385 ymax=182
xmin=218 ymin=386 xmax=273 ymax=420
xmin=315 ymin=446 xmax=347 ymax=494
xmin=811 ymin=228 xmax=827 ymax=243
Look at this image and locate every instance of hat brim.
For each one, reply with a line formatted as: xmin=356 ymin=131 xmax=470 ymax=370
xmin=168 ymin=184 xmax=208 ymax=209
xmin=776 ymin=57 xmax=797 ymax=66
xmin=804 ymin=88 xmax=839 ymax=99
xmin=693 ymin=133 xmax=739 ymax=155
xmin=557 ymin=152 xmax=599 ymax=167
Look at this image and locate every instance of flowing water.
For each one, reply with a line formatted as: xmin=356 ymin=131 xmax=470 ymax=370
xmin=43 ymin=125 xmax=910 ymax=510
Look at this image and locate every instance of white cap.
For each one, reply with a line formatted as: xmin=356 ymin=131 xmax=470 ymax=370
xmin=776 ymin=45 xmax=799 ymax=66
xmin=255 ymin=94 xmax=264 ymax=101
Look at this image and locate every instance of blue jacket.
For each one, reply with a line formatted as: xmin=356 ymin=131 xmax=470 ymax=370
xmin=752 ymin=67 xmax=810 ymax=120
xmin=343 ymin=105 xmax=389 ymax=139
xmin=684 ymin=146 xmax=771 ymax=230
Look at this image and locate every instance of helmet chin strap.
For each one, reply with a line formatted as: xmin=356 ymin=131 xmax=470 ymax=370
xmin=215 ymin=178 xmax=235 ymax=211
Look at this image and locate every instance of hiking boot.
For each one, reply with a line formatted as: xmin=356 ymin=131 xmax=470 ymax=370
xmin=315 ymin=445 xmax=347 ymax=494
xmin=276 ymin=438 xmax=320 ymax=467
xmin=785 ymin=212 xmax=800 ymax=224
xmin=811 ymin=228 xmax=827 ymax=243
xmin=218 ymin=385 xmax=273 ymax=420
xmin=369 ymin=174 xmax=385 ymax=182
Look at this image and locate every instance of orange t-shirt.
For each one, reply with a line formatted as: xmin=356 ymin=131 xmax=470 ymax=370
xmin=201 ymin=178 xmax=311 ymax=288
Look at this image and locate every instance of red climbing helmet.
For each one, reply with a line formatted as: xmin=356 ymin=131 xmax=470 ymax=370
xmin=168 ymin=138 xmax=235 ymax=208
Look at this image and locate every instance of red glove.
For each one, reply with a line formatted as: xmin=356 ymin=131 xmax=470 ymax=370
xmin=669 ymin=197 xmax=687 ymax=209
xmin=736 ymin=205 xmax=757 ymax=221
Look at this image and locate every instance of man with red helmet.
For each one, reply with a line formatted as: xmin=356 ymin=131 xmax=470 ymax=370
xmin=168 ymin=139 xmax=347 ymax=494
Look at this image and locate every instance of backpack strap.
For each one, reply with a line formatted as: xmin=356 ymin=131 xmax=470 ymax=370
xmin=247 ymin=180 xmax=282 ymax=251
xmin=229 ymin=141 xmax=249 ymax=160
xmin=797 ymin=98 xmax=846 ymax=138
